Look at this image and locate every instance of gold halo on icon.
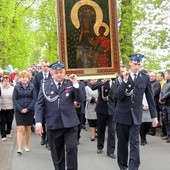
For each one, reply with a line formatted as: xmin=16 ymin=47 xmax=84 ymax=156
xmin=71 ymin=0 xmax=110 ymax=36
xmin=95 ymin=22 xmax=110 ymax=36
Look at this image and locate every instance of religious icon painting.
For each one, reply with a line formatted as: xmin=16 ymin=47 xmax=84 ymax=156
xmin=57 ymin=0 xmax=120 ymax=79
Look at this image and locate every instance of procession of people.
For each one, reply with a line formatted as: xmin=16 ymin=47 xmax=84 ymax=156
xmin=0 ymin=53 xmax=170 ymax=170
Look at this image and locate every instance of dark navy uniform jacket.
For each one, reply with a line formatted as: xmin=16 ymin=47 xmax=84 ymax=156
xmin=33 ymin=71 xmax=51 ymax=96
xmin=108 ymin=79 xmax=117 ymax=116
xmin=92 ymin=80 xmax=110 ymax=115
xmin=75 ymin=81 xmax=86 ymax=115
xmin=114 ymin=71 xmax=157 ymax=125
xmin=35 ymin=79 xmax=83 ymax=129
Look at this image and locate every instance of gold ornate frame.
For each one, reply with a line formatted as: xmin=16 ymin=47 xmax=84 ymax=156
xmin=57 ymin=0 xmax=120 ymax=79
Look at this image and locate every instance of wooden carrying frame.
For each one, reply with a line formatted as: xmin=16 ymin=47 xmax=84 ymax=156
xmin=57 ymin=0 xmax=120 ymax=79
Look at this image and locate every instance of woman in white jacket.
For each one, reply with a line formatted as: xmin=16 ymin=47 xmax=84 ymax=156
xmin=85 ymin=79 xmax=98 ymax=141
xmin=0 ymin=76 xmax=14 ymax=141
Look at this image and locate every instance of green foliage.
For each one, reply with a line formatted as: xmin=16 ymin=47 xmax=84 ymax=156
xmin=0 ymin=0 xmax=58 ymax=70
xmin=118 ymin=0 xmax=170 ymax=70
xmin=35 ymin=0 xmax=58 ymax=63
xmin=119 ymin=0 xmax=134 ymax=67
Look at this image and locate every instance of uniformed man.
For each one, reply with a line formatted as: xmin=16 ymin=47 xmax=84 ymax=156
xmin=33 ymin=60 xmax=51 ymax=147
xmin=74 ymin=80 xmax=86 ymax=145
xmin=114 ymin=54 xmax=158 ymax=170
xmin=92 ymin=78 xmax=116 ymax=159
xmin=35 ymin=61 xmax=83 ymax=170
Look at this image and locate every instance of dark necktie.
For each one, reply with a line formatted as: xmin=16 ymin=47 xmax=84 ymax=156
xmin=44 ymin=73 xmax=47 ymax=79
xmin=134 ymin=74 xmax=137 ymax=81
xmin=57 ymin=83 xmax=61 ymax=91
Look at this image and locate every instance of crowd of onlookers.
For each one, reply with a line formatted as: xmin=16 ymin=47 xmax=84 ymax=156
xmin=139 ymin=70 xmax=170 ymax=145
xmin=0 ymin=63 xmax=43 ymax=154
xmin=0 ymin=62 xmax=170 ymax=158
xmin=145 ymin=70 xmax=170 ymax=143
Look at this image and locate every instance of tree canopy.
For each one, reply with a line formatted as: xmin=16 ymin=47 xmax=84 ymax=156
xmin=0 ymin=0 xmax=58 ymax=70
xmin=118 ymin=0 xmax=170 ymax=70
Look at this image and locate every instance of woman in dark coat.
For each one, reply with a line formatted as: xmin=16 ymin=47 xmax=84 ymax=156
xmin=13 ymin=70 xmax=37 ymax=155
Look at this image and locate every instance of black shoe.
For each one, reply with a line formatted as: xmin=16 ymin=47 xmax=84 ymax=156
xmin=91 ymin=138 xmax=95 ymax=141
xmin=141 ymin=142 xmax=145 ymax=146
xmin=160 ymin=134 xmax=167 ymax=137
xmin=17 ymin=150 xmax=22 ymax=156
xmin=148 ymin=131 xmax=155 ymax=136
xmin=141 ymin=139 xmax=146 ymax=146
xmin=31 ymin=126 xmax=35 ymax=133
xmin=107 ymin=153 xmax=116 ymax=159
xmin=162 ymin=136 xmax=169 ymax=140
xmin=81 ymin=124 xmax=87 ymax=131
xmin=166 ymin=138 xmax=170 ymax=143
xmin=97 ymin=149 xmax=102 ymax=154
xmin=46 ymin=142 xmax=51 ymax=150
xmin=40 ymin=139 xmax=46 ymax=145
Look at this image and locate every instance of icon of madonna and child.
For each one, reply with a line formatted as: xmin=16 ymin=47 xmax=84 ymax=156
xmin=66 ymin=0 xmax=112 ymax=69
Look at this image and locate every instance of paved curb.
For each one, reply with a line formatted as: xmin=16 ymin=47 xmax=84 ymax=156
xmin=0 ymin=122 xmax=16 ymax=170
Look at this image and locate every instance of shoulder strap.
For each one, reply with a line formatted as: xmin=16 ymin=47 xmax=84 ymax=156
xmin=42 ymin=79 xmax=59 ymax=102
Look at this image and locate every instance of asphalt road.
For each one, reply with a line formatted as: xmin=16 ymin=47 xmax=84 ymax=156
xmin=0 ymin=123 xmax=16 ymax=170
xmin=9 ymin=127 xmax=170 ymax=170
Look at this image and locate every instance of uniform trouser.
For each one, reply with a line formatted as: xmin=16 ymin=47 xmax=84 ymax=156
xmin=0 ymin=109 xmax=14 ymax=138
xmin=82 ymin=114 xmax=86 ymax=127
xmin=162 ymin=121 xmax=167 ymax=136
xmin=116 ymin=123 xmax=140 ymax=170
xmin=77 ymin=114 xmax=84 ymax=140
xmin=41 ymin=117 xmax=46 ymax=141
xmin=140 ymin=122 xmax=152 ymax=140
xmin=162 ymin=107 xmax=170 ymax=136
xmin=165 ymin=124 xmax=170 ymax=136
xmin=41 ymin=117 xmax=51 ymax=145
xmin=97 ymin=113 xmax=116 ymax=154
xmin=160 ymin=109 xmax=167 ymax=136
xmin=48 ymin=126 xmax=78 ymax=170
